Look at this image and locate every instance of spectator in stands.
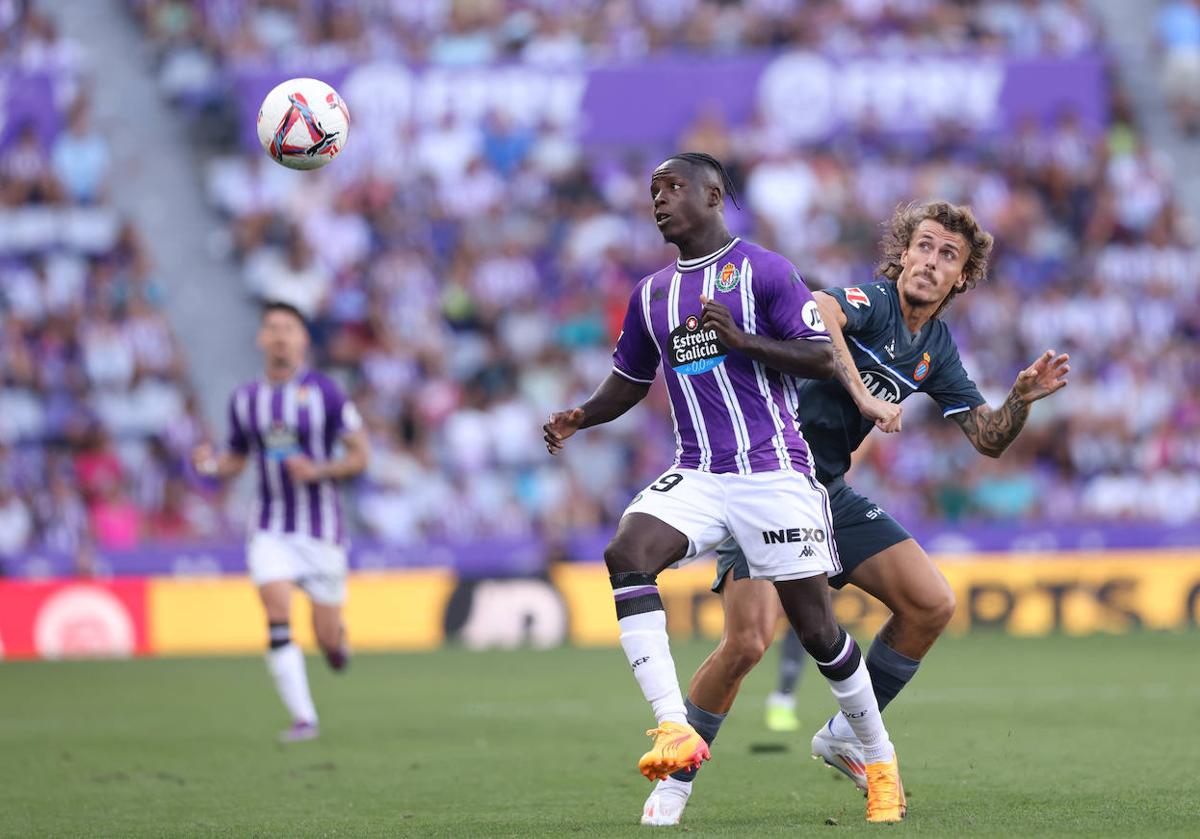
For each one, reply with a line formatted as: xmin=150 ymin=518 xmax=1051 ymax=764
xmin=51 ymin=99 xmax=111 ymax=204
xmin=1156 ymin=0 xmax=1200 ymax=136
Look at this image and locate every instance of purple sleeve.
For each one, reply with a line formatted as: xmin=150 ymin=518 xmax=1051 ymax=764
xmin=227 ymin=390 xmax=249 ymax=455
xmin=321 ymin=375 xmax=362 ymax=438
xmin=758 ymin=258 xmax=831 ymax=342
xmin=611 ymin=281 xmax=660 ymax=383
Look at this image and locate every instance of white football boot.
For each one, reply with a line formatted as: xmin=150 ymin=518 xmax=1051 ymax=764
xmin=811 ymin=717 xmax=868 ymax=791
xmin=640 ymin=776 xmax=692 ymax=826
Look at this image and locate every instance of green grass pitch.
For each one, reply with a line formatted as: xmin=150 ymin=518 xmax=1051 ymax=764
xmin=2 ymin=632 xmax=1198 ymax=837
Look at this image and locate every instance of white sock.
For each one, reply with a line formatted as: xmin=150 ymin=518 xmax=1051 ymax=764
xmin=814 ymin=634 xmax=894 ymax=764
xmin=617 ymin=610 xmax=688 ymax=725
xmin=655 ymin=775 xmax=692 ymax=796
xmin=829 ymin=710 xmax=855 ymax=740
xmin=266 ymin=643 xmax=318 ymax=725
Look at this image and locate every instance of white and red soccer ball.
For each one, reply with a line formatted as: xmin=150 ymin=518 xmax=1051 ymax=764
xmin=257 ymin=78 xmax=349 ymax=170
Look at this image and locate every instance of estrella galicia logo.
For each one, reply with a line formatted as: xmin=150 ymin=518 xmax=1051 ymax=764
xmin=669 ymin=314 xmax=727 ymax=375
xmin=859 ymin=370 xmax=902 ymax=404
xmin=264 ymin=423 xmax=300 ymax=461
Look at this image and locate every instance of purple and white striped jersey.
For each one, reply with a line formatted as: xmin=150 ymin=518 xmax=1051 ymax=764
xmin=612 ymin=238 xmax=831 ymax=475
xmin=227 ymin=369 xmax=362 ymax=544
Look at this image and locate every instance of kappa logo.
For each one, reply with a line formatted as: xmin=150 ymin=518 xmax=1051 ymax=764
xmin=884 ymin=338 xmax=896 ymax=358
xmin=914 ymin=351 xmax=932 ymax=382
xmin=845 ymin=287 xmax=871 ymax=308
xmin=651 ymin=287 xmax=668 ymax=302
xmin=798 ymin=545 xmax=816 ymax=558
xmin=715 ymin=262 xmax=741 ymax=292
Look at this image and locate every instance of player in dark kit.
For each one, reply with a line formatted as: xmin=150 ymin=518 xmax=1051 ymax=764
xmin=543 ymin=154 xmax=906 ymax=825
xmin=192 ymin=302 xmax=370 ymax=742
xmin=654 ymin=201 xmax=1070 ymax=822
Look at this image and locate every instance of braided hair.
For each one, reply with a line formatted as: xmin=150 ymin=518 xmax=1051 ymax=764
xmin=669 ymin=152 xmax=741 ymax=209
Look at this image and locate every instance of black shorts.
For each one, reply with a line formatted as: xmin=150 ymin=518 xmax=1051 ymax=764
xmin=712 ymin=477 xmax=911 ymax=592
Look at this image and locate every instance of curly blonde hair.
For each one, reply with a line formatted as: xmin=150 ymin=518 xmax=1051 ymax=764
xmin=876 ymin=201 xmax=994 ymax=317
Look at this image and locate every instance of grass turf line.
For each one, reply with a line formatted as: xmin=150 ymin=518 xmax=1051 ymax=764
xmin=2 ymin=632 xmax=1197 ymax=837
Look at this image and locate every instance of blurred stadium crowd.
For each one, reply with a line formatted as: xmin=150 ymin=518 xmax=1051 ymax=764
xmin=1 ymin=0 xmax=1197 ymax=562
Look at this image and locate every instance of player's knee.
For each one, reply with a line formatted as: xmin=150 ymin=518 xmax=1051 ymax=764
xmin=603 ymin=539 xmax=655 ymax=575
xmin=895 ymin=583 xmax=955 ymax=637
xmin=267 ymin=621 xmax=291 ymax=650
xmin=722 ymin=631 xmax=768 ymax=677
xmin=795 ymin=618 xmax=841 ymax=656
xmin=926 ymin=585 xmax=956 ymax=633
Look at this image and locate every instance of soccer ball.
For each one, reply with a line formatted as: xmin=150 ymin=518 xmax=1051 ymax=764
xmin=256 ymin=78 xmax=349 ymax=170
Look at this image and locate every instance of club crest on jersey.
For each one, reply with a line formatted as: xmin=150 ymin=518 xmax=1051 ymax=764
xmin=845 ymin=287 xmax=871 ymax=308
xmin=715 ymin=262 xmax=741 ymax=292
xmin=914 ymin=352 xmax=932 ymax=382
xmin=669 ymin=315 xmax=727 ymax=375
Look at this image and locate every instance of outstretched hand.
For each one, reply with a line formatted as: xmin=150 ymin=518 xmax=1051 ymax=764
xmin=699 ymin=294 xmax=745 ymax=351
xmin=1013 ymin=350 xmax=1070 ymax=404
xmin=543 ymin=407 xmax=585 ymax=455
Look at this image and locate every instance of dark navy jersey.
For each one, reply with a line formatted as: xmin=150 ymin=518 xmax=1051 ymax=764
xmin=796 ymin=279 xmax=986 ymax=484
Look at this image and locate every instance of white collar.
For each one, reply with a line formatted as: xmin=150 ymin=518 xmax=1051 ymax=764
xmin=676 ymin=237 xmax=739 ymax=272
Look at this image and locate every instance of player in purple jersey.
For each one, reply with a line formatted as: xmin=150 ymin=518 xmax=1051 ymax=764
xmin=656 ymin=202 xmax=1069 ymax=823
xmin=192 ymin=302 xmax=369 ymax=742
xmin=543 ymin=154 xmax=906 ymax=824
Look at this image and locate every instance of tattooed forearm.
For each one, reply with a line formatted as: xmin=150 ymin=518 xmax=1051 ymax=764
xmin=831 ymin=345 xmax=860 ymax=395
xmin=952 ymin=389 xmax=1030 ymax=457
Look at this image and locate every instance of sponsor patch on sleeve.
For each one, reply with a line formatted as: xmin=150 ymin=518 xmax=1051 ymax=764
xmin=845 ymin=287 xmax=870 ymax=308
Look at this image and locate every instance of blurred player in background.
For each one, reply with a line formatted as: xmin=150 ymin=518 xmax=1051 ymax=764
xmin=652 ymin=201 xmax=1069 ymax=821
xmin=544 ymin=154 xmax=906 ymax=825
xmin=192 ymin=302 xmax=369 ymax=742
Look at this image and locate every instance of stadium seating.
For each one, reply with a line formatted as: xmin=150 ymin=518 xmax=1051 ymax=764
xmin=2 ymin=1 xmax=1196 ymax=565
xmin=0 ymin=6 xmax=220 ymax=567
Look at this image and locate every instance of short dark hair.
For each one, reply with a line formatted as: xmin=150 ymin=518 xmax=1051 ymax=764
xmin=261 ymin=300 xmax=309 ymax=329
xmin=667 ymin=151 xmax=741 ymax=209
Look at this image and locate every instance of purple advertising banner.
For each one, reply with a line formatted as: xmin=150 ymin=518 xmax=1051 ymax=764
xmin=3 ymin=521 xmax=1196 ymax=581
xmin=0 ymin=72 xmax=60 ymax=149
xmin=235 ymin=52 xmax=1106 ymax=159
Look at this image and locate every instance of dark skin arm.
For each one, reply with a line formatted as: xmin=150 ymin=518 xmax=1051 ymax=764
xmin=544 ymin=373 xmax=651 ymax=455
xmin=699 ymin=294 xmax=835 ymax=380
xmin=814 ymin=291 xmax=902 ymax=432
xmin=952 ymin=349 xmax=1070 ymax=457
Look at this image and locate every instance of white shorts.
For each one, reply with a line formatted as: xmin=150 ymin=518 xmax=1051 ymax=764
xmin=247 ymin=531 xmax=348 ymax=605
xmin=622 ymin=468 xmax=840 ymax=581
